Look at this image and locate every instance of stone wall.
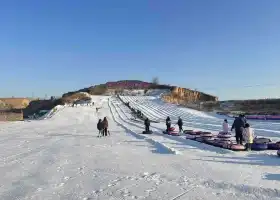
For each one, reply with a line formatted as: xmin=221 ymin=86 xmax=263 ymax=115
xmin=162 ymin=87 xmax=218 ymax=104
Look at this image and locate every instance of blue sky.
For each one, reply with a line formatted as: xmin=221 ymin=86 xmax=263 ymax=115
xmin=0 ymin=0 xmax=279 ymax=100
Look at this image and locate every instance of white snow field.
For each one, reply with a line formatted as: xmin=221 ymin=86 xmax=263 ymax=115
xmin=1 ymin=95 xmax=280 ymax=200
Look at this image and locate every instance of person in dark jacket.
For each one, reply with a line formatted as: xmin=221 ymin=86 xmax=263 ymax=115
xmin=144 ymin=118 xmax=150 ymax=132
xmin=102 ymin=117 xmax=109 ymax=136
xmin=166 ymin=116 xmax=171 ymax=131
xmin=231 ymin=114 xmax=246 ymax=144
xmin=97 ymin=119 xmax=103 ymax=137
xmin=177 ymin=117 xmax=183 ymax=132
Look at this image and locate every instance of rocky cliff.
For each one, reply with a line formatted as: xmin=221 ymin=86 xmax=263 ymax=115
xmin=162 ymin=87 xmax=218 ymax=104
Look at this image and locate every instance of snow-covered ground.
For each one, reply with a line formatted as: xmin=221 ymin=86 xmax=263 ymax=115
xmin=1 ymin=95 xmax=280 ymax=200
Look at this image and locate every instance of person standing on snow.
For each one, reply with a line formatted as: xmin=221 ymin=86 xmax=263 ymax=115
xmin=97 ymin=119 xmax=103 ymax=137
xmin=144 ymin=118 xmax=150 ymax=132
xmin=102 ymin=117 xmax=109 ymax=136
xmin=177 ymin=117 xmax=183 ymax=132
xmin=242 ymin=123 xmax=255 ymax=151
xmin=166 ymin=116 xmax=171 ymax=131
xmin=231 ymin=114 xmax=246 ymax=145
xmin=222 ymin=119 xmax=229 ymax=133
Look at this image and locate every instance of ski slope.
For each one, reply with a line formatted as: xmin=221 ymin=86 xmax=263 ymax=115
xmin=1 ymin=95 xmax=280 ymax=200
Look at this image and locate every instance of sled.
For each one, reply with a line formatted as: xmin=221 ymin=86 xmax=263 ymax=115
xmin=168 ymin=131 xmax=181 ymax=136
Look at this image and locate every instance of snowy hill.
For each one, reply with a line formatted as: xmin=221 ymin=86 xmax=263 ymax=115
xmin=1 ymin=95 xmax=280 ymax=200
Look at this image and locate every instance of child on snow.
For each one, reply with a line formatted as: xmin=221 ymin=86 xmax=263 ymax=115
xmin=242 ymin=123 xmax=255 ymax=151
xmin=222 ymin=119 xmax=229 ymax=133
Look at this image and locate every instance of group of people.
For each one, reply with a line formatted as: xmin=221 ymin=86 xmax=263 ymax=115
xmin=166 ymin=116 xmax=183 ymax=132
xmin=143 ymin=116 xmax=183 ymax=133
xmin=97 ymin=117 xmax=109 ymax=137
xmin=223 ymin=114 xmax=255 ymax=151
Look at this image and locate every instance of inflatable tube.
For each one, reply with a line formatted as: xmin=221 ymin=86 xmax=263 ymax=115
xmin=218 ymin=131 xmax=230 ymax=135
xmin=277 ymin=149 xmax=280 ymax=156
xmin=186 ymin=135 xmax=196 ymax=140
xmin=183 ymin=130 xmax=193 ymax=134
xmin=142 ymin=131 xmax=153 ymax=134
xmin=203 ymin=138 xmax=215 ymax=145
xmin=254 ymin=137 xmax=272 ymax=144
xmin=230 ymin=144 xmax=246 ymax=151
xmin=212 ymin=141 xmax=224 ymax=148
xmin=169 ymin=131 xmax=180 ymax=136
xmin=168 ymin=127 xmax=175 ymax=131
xmin=267 ymin=142 xmax=280 ymax=150
xmin=187 ymin=131 xmax=202 ymax=135
xmin=251 ymin=143 xmax=268 ymax=151
xmin=201 ymin=132 xmax=213 ymax=137
xmin=195 ymin=137 xmax=204 ymax=142
xmin=217 ymin=134 xmax=231 ymax=138
xmin=217 ymin=137 xmax=232 ymax=142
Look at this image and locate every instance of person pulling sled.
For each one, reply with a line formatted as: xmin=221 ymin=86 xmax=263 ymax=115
xmin=166 ymin=116 xmax=171 ymax=131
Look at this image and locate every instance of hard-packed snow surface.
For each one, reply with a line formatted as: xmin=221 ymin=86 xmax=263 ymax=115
xmin=1 ymin=95 xmax=280 ymax=200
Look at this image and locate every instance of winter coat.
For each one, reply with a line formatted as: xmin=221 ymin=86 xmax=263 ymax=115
xmin=222 ymin=122 xmax=229 ymax=132
xmin=103 ymin=119 xmax=108 ymax=128
xmin=97 ymin=121 xmax=103 ymax=130
xmin=177 ymin=118 xmax=183 ymax=126
xmin=242 ymin=127 xmax=254 ymax=143
xmin=231 ymin=117 xmax=246 ymax=131
xmin=166 ymin=118 xmax=171 ymax=126
xmin=144 ymin=119 xmax=150 ymax=127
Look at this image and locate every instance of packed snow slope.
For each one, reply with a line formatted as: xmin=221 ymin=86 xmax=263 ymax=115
xmin=0 ymin=96 xmax=280 ymax=200
xmin=119 ymin=95 xmax=280 ymax=141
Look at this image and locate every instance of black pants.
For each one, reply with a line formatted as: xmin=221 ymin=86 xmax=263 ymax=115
xmin=103 ymin=128 xmax=108 ymax=136
xmin=166 ymin=124 xmax=171 ymax=131
xmin=145 ymin=125 xmax=150 ymax=132
xmin=178 ymin=125 xmax=183 ymax=132
xmin=235 ymin=128 xmax=243 ymax=145
xmin=245 ymin=143 xmax=252 ymax=151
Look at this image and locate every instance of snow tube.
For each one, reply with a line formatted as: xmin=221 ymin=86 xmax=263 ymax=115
xmin=186 ymin=135 xmax=196 ymax=140
xmin=142 ymin=131 xmax=153 ymax=134
xmin=168 ymin=127 xmax=175 ymax=131
xmin=212 ymin=141 xmax=224 ymax=148
xmin=169 ymin=131 xmax=180 ymax=136
xmin=186 ymin=131 xmax=202 ymax=135
xmin=267 ymin=142 xmax=280 ymax=150
xmin=218 ymin=131 xmax=230 ymax=135
xmin=217 ymin=133 xmax=231 ymax=138
xmin=254 ymin=137 xmax=272 ymax=144
xmin=277 ymin=150 xmax=280 ymax=156
xmin=183 ymin=130 xmax=193 ymax=134
xmin=195 ymin=137 xmax=204 ymax=142
xmin=251 ymin=143 xmax=268 ymax=151
xmin=217 ymin=137 xmax=231 ymax=141
xmin=203 ymin=138 xmax=215 ymax=145
xmin=201 ymin=132 xmax=212 ymax=137
xmin=230 ymin=144 xmax=246 ymax=151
